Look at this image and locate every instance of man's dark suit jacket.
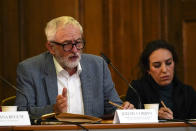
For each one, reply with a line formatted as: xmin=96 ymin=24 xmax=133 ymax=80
xmin=15 ymin=52 xmax=122 ymax=119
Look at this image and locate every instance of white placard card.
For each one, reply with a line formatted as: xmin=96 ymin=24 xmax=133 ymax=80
xmin=0 ymin=111 xmax=31 ymax=126
xmin=113 ymin=109 xmax=158 ymax=123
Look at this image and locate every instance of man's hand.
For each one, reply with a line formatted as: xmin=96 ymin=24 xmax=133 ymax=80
xmin=121 ymin=101 xmax=135 ymax=109
xmin=158 ymin=107 xmax=173 ymax=119
xmin=53 ymin=88 xmax=68 ymax=113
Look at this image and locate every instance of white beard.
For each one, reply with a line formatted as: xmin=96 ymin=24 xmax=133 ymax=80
xmin=56 ymin=53 xmax=81 ymax=69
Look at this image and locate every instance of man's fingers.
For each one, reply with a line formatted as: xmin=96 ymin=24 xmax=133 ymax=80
xmin=55 ymin=94 xmax=67 ymax=113
xmin=56 ymin=96 xmax=67 ymax=105
xmin=62 ymin=87 xmax=67 ymax=97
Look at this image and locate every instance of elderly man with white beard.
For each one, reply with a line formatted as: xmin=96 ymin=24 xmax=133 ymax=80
xmin=15 ymin=16 xmax=134 ymax=119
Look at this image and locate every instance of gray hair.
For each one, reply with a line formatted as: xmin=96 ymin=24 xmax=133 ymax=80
xmin=45 ymin=16 xmax=83 ymax=41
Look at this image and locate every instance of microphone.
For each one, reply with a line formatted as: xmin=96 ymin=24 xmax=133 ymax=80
xmin=100 ymin=53 xmax=142 ymax=109
xmin=0 ymin=75 xmax=29 ymax=108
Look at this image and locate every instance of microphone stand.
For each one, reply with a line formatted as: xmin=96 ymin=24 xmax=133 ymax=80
xmin=100 ymin=53 xmax=142 ymax=109
xmin=0 ymin=75 xmax=30 ymax=112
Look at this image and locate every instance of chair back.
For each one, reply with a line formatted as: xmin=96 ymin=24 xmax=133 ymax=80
xmin=1 ymin=96 xmax=16 ymax=106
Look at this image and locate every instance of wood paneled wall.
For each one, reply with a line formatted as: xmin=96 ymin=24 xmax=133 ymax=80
xmin=1 ymin=0 xmax=196 ymax=102
xmin=182 ymin=0 xmax=196 ymax=89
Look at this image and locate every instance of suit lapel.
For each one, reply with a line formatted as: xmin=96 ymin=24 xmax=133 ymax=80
xmin=42 ymin=53 xmax=94 ymax=114
xmin=43 ymin=53 xmax=58 ymax=104
xmin=80 ymin=58 xmax=93 ymax=115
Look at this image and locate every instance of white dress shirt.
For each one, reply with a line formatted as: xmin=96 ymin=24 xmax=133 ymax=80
xmin=53 ymin=57 xmax=84 ymax=114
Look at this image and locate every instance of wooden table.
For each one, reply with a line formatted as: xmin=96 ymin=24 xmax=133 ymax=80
xmin=0 ymin=121 xmax=195 ymax=131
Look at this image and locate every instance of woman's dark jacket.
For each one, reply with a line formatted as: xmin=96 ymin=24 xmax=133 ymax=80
xmin=125 ymin=75 xmax=196 ymax=119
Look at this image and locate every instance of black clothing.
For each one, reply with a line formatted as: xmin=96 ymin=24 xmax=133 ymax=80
xmin=125 ymin=75 xmax=196 ymax=119
xmin=158 ymin=84 xmax=173 ymax=110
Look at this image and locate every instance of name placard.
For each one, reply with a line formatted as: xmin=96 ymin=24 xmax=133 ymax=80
xmin=113 ymin=109 xmax=158 ymax=123
xmin=0 ymin=111 xmax=31 ymax=126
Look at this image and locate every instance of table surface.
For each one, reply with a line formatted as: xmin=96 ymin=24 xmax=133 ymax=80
xmin=0 ymin=121 xmax=195 ymax=131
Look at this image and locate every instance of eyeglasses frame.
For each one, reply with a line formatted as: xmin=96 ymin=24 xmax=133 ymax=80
xmin=50 ymin=39 xmax=85 ymax=52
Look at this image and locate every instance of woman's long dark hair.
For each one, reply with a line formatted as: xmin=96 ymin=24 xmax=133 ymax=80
xmin=139 ymin=40 xmax=178 ymax=77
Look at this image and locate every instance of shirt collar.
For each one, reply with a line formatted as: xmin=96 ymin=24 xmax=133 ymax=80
xmin=53 ymin=56 xmax=82 ymax=75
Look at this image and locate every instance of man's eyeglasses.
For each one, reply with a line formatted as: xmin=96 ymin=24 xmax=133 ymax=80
xmin=50 ymin=39 xmax=85 ymax=52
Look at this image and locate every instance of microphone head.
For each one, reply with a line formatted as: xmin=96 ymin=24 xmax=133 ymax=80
xmin=100 ymin=53 xmax=111 ymax=64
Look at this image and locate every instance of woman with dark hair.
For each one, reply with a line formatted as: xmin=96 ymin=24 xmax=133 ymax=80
xmin=125 ymin=40 xmax=196 ymax=119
